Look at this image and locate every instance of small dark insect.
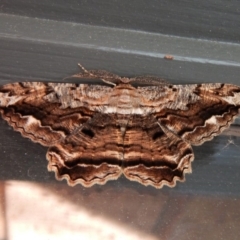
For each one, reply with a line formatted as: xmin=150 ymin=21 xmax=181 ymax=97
xmin=164 ymin=55 xmax=174 ymax=60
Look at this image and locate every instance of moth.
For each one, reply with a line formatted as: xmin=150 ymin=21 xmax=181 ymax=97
xmin=0 ymin=64 xmax=240 ymax=188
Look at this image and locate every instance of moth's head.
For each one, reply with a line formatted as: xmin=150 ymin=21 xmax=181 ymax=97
xmin=119 ymin=77 xmax=132 ymax=84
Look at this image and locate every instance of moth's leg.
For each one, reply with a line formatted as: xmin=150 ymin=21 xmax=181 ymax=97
xmin=129 ymin=76 xmax=168 ymax=85
xmin=70 ymin=63 xmax=122 ymax=86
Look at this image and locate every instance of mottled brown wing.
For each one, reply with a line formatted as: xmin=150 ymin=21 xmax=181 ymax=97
xmin=138 ymin=83 xmax=240 ymax=145
xmin=0 ymin=82 xmax=123 ymax=186
xmin=47 ymin=113 xmax=126 ymax=187
xmin=121 ymin=115 xmax=194 ymax=188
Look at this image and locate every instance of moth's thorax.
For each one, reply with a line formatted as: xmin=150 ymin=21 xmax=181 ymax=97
xmin=103 ymin=84 xmax=144 ymax=115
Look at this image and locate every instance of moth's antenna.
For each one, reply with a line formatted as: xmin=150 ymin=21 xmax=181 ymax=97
xmin=78 ymin=63 xmax=117 ymax=86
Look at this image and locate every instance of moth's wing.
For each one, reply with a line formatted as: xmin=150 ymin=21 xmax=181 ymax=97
xmin=0 ymin=82 xmax=113 ymax=145
xmin=0 ymin=82 xmax=122 ymax=186
xmin=122 ymin=115 xmax=194 ymax=188
xmin=138 ymin=83 xmax=240 ymax=145
xmin=123 ymin=116 xmax=194 ymax=188
xmin=46 ymin=113 xmax=124 ymax=187
xmin=123 ymin=83 xmax=240 ymax=188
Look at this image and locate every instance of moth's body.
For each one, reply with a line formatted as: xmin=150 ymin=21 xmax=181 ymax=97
xmin=104 ymin=84 xmax=144 ymax=115
xmin=0 ymin=65 xmax=240 ymax=188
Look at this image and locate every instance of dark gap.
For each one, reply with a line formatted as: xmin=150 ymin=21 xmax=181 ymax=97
xmin=152 ymin=131 xmax=164 ymax=140
xmin=81 ymin=127 xmax=95 ymax=138
xmin=123 ymin=159 xmax=178 ymax=169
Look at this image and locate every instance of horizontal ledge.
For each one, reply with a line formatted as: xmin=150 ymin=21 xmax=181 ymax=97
xmin=1 ymin=13 xmax=240 ymax=67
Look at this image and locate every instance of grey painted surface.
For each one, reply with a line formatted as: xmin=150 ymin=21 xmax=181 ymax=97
xmin=0 ymin=13 xmax=240 ymax=85
xmin=1 ymin=0 xmax=240 ymax=42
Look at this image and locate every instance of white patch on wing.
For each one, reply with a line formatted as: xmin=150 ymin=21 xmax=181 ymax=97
xmin=205 ymin=115 xmax=217 ymax=125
